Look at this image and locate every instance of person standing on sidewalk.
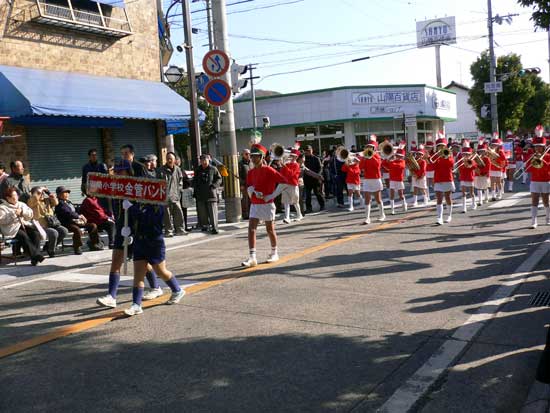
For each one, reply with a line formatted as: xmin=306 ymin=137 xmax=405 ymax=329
xmin=159 ymin=152 xmax=186 ymax=237
xmin=303 ymin=145 xmax=325 ymax=213
xmin=330 ymin=150 xmax=347 ymax=208
xmin=81 ymin=149 xmax=108 ymax=196
xmin=193 ymin=154 xmax=222 ymax=234
xmin=239 ymin=149 xmax=251 ymax=219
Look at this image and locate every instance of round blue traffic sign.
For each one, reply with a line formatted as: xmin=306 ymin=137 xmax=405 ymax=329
xmin=204 ymin=79 xmax=231 ymax=107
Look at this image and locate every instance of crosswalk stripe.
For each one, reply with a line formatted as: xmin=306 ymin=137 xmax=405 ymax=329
xmin=488 ymin=192 xmax=529 ymax=209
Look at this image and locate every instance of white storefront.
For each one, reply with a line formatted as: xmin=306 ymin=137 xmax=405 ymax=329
xmin=234 ymin=84 xmax=457 ymax=154
xmin=444 ymin=81 xmax=481 ymax=141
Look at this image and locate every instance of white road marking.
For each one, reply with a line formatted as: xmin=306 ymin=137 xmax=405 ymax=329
xmin=379 ymin=237 xmax=550 ymax=413
xmin=488 ymin=192 xmax=529 ymax=209
xmin=42 ymin=272 xmax=201 ymax=288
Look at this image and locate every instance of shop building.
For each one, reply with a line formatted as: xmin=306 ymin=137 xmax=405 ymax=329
xmin=0 ymin=0 xmax=189 ymax=201
xmin=234 ymin=85 xmax=457 ymax=153
xmin=444 ymin=81 xmax=481 ymax=142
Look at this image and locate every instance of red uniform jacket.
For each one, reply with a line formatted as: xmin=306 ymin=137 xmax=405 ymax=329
xmin=433 ymin=156 xmax=455 ymax=183
xmin=389 ymin=159 xmax=406 ymax=182
xmin=459 ymin=161 xmax=477 ymax=182
xmin=246 ymin=165 xmax=287 ymax=204
xmin=280 ymin=162 xmax=300 ymax=186
xmin=414 ymin=159 xmax=427 ymax=179
xmin=342 ymin=162 xmax=361 ymax=185
xmin=359 ymin=154 xmax=382 ymax=180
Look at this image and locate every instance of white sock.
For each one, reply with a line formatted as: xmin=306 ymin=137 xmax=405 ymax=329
xmin=546 ymin=207 xmax=550 ymax=223
xmin=485 ymin=190 xmax=489 ymax=201
xmin=448 ymin=203 xmax=453 ymax=219
xmin=250 ymin=248 xmax=257 ymax=259
xmin=379 ymin=202 xmax=386 ymax=216
xmin=390 ymin=199 xmax=395 ymax=209
xmin=365 ymin=203 xmax=371 ymax=220
xmin=413 ymin=195 xmax=418 ymax=204
xmin=478 ymin=190 xmax=483 ymax=204
xmin=462 ymin=196 xmax=467 ymax=211
xmin=508 ymin=181 xmax=513 ymax=191
xmin=348 ymin=195 xmax=353 ymax=206
xmin=294 ymin=203 xmax=302 ymax=218
xmin=402 ymin=198 xmax=407 ymax=210
xmin=271 ymin=246 xmax=278 ymax=255
xmin=532 ymin=206 xmax=538 ymax=225
xmin=359 ymin=195 xmax=365 ymax=208
xmin=284 ymin=204 xmax=290 ymax=221
xmin=436 ymin=204 xmax=443 ymax=220
xmin=471 ymin=195 xmax=476 ymax=207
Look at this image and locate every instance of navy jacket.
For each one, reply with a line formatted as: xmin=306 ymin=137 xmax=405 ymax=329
xmin=55 ymin=199 xmax=80 ymax=227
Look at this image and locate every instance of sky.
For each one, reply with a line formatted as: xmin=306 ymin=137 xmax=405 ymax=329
xmin=162 ymin=0 xmax=550 ymax=94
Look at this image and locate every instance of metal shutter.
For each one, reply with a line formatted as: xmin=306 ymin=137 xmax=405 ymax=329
xmin=111 ymin=120 xmax=158 ymax=160
xmin=26 ymin=126 xmax=102 ymax=203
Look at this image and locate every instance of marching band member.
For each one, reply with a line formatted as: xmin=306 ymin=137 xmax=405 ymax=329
xmin=458 ymin=141 xmax=477 ymax=213
xmin=280 ymin=149 xmax=303 ymax=223
xmin=489 ymin=134 xmax=507 ymax=200
xmin=523 ymin=138 xmax=535 ymax=185
xmin=433 ymin=136 xmax=455 ymax=225
xmin=381 ymin=139 xmax=391 ymax=197
xmin=514 ymin=137 xmax=524 ymax=185
xmin=359 ymin=135 xmax=386 ymax=224
xmin=528 ymin=132 xmax=550 ymax=229
xmin=242 ymin=142 xmax=287 ymax=267
xmin=411 ymin=145 xmax=429 ymax=206
xmin=425 ymin=137 xmax=435 ymax=191
xmin=474 ymin=140 xmax=491 ymax=205
xmin=505 ymin=131 xmax=516 ymax=192
xmin=341 ymin=155 xmax=362 ymax=212
xmin=388 ymin=145 xmax=407 ymax=214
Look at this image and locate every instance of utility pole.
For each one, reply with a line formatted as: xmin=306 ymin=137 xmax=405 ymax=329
xmin=181 ymin=0 xmax=202 ymax=165
xmin=211 ymin=0 xmax=241 ymax=222
xmin=205 ymin=0 xmax=220 ymax=157
xmin=248 ymin=64 xmax=260 ymax=129
xmin=547 ymin=26 xmax=550 ymax=83
xmin=487 ymin=0 xmax=499 ymax=135
xmin=435 ymin=45 xmax=442 ymax=87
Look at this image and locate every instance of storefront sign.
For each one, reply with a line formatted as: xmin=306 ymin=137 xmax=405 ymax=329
xmin=429 ymin=90 xmax=452 ymax=112
xmin=86 ymin=173 xmax=167 ymax=205
xmin=416 ymin=17 xmax=456 ymax=48
xmin=352 ymin=90 xmax=422 ymax=105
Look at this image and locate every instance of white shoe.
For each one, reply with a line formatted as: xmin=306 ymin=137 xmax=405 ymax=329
xmin=241 ymin=257 xmax=258 ymax=267
xmin=403 ymin=204 xmax=408 ymax=212
xmin=436 ymin=219 xmax=443 ymax=225
xmin=166 ymin=289 xmax=185 ymax=305
xmin=531 ymin=223 xmax=538 ymax=229
xmin=96 ymin=294 xmax=117 ymax=308
xmin=282 ymin=218 xmax=291 ymax=224
xmin=423 ymin=202 xmax=429 ymax=207
xmin=124 ymin=303 xmax=143 ymax=316
xmin=411 ymin=202 xmax=418 ymax=208
xmin=363 ymin=218 xmax=371 ymax=225
xmin=445 ymin=216 xmax=452 ymax=223
xmin=546 ymin=220 xmax=550 ymax=226
xmin=266 ymin=253 xmax=279 ymax=263
xmin=472 ymin=203 xmax=477 ymax=210
xmin=348 ymin=207 xmax=354 ymax=212
xmin=462 ymin=208 xmax=467 ymax=214
xmin=391 ymin=209 xmax=395 ymax=215
xmin=378 ymin=214 xmax=386 ymax=222
xmin=142 ymin=287 xmax=164 ymax=301
xmin=294 ymin=215 xmax=303 ymax=221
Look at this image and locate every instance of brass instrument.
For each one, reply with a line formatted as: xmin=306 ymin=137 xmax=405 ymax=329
xmin=271 ymin=143 xmax=285 ymax=160
xmin=379 ymin=141 xmax=394 ymax=160
xmin=485 ymin=147 xmax=503 ymax=168
xmin=531 ymin=154 xmax=545 ymax=169
xmin=429 ymin=147 xmax=451 ymax=162
xmin=335 ymin=146 xmax=348 ymax=162
xmin=406 ymin=152 xmax=420 ymax=171
xmin=363 ymin=147 xmax=375 ymax=159
xmin=472 ymin=153 xmax=485 ymax=169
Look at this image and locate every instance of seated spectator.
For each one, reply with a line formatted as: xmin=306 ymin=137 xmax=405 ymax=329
xmin=28 ymin=186 xmax=69 ymax=258
xmin=0 ymin=186 xmax=44 ymax=265
xmin=54 ymin=186 xmax=101 ymax=255
xmin=0 ymin=160 xmax=31 ymax=202
xmin=80 ymin=194 xmax=115 ymax=249
xmin=0 ymin=161 xmax=8 ymax=186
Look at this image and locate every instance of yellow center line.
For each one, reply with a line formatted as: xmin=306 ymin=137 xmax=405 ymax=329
xmin=0 ymin=209 xmax=430 ymax=360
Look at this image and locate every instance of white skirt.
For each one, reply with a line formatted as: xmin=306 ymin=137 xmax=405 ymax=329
xmin=434 ymin=182 xmax=455 ymax=192
xmin=474 ymin=176 xmax=490 ymax=190
xmin=382 ymin=172 xmax=389 ymax=180
xmin=412 ymin=176 xmax=427 ymax=189
xmin=390 ymin=181 xmax=405 ymax=190
xmin=490 ymin=170 xmax=503 ymax=178
xmin=281 ymin=184 xmax=300 ymax=205
xmin=426 ymin=171 xmax=435 ymax=179
xmin=250 ymin=203 xmax=277 ymax=221
xmin=362 ymin=178 xmax=383 ymax=193
xmin=347 ymin=183 xmax=361 ymax=191
xmin=530 ymin=181 xmax=550 ymax=194
xmin=460 ymin=181 xmax=473 ymax=188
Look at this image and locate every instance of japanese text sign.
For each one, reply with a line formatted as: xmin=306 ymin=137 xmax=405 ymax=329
xmin=87 ymin=173 xmax=167 ymax=205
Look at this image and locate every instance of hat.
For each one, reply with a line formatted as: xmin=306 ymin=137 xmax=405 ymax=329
xmin=491 ymin=138 xmax=503 ymax=146
xmin=242 ymin=149 xmax=251 ymax=154
xmin=461 ymin=147 xmax=473 ymax=153
xmin=56 ymin=186 xmax=71 ymax=195
xmin=289 ymin=149 xmax=301 ymax=157
xmin=535 ymin=125 xmax=545 ymax=138
xmin=114 ymin=159 xmax=132 ymax=172
xmin=366 ymin=134 xmax=378 ymax=149
xmin=250 ymin=143 xmax=268 ymax=156
xmin=477 ymin=143 xmax=487 ymax=150
xmin=506 ymin=130 xmax=515 ymax=140
xmin=395 ymin=148 xmax=405 ymax=157
xmin=435 ymin=137 xmax=447 ymax=146
xmin=533 ymin=136 xmax=547 ymax=146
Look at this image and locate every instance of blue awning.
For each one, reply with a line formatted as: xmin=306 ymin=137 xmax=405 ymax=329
xmin=95 ymin=0 xmax=125 ymax=7
xmin=0 ymin=65 xmax=198 ymax=122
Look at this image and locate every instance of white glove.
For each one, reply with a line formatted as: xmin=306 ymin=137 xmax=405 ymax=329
xmin=122 ymin=199 xmax=133 ymax=210
xmin=126 ymin=236 xmax=133 ymax=245
xmin=254 ymin=191 xmax=264 ymax=199
xmin=247 ymin=186 xmax=255 ymax=197
xmin=121 ymin=226 xmax=132 ymax=237
xmin=263 ymin=193 xmax=274 ymax=202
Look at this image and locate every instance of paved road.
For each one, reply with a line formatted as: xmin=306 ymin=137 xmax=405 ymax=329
xmin=1 ymin=188 xmax=549 ymax=412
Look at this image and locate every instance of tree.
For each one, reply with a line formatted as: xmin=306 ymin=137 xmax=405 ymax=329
xmin=521 ymin=76 xmax=550 ymax=130
xmin=468 ymin=51 xmax=536 ymax=133
xmin=517 ymin=0 xmax=550 ymax=30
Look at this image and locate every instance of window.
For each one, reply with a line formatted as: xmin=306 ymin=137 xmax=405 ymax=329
xmin=319 ymin=123 xmax=344 ymax=136
xmin=320 ymin=137 xmax=343 ymax=153
xmin=295 ymin=126 xmax=317 ymax=138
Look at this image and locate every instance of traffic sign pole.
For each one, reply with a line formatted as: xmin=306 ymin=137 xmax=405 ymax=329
xmin=212 ymin=0 xmax=241 ymax=223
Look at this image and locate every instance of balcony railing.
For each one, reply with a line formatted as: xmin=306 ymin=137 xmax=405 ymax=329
xmin=31 ymin=0 xmax=132 ymax=37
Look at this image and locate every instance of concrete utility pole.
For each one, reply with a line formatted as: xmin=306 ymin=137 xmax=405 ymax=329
xmin=182 ymin=0 xmax=202 ymax=164
xmin=211 ymin=0 xmax=241 ymax=222
xmin=205 ymin=0 xmax=221 ymax=157
xmin=547 ymin=26 xmax=550 ymax=83
xmin=487 ymin=0 xmax=499 ymax=135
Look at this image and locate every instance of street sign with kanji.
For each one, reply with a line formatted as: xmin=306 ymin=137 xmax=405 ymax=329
xmin=484 ymin=81 xmax=503 ymax=94
xmin=204 ymin=79 xmax=231 ymax=106
xmin=86 ymin=173 xmax=167 ymax=205
xmin=202 ymin=50 xmax=230 ymax=77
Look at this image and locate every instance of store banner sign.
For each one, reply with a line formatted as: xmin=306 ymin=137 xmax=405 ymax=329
xmin=352 ymin=90 xmax=423 ymax=115
xmin=416 ymin=17 xmax=456 ymax=48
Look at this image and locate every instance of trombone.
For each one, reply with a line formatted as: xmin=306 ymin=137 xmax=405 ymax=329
xmin=429 ymin=147 xmax=451 ymax=162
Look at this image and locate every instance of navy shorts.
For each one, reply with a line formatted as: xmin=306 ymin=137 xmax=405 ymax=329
xmin=133 ymin=237 xmax=166 ymax=265
xmin=113 ymin=233 xmax=134 ymax=253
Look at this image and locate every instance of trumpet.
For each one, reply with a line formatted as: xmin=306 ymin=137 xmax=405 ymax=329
xmin=379 ymin=141 xmax=394 ymax=160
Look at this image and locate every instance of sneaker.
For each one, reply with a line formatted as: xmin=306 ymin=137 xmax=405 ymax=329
xmin=175 ymin=230 xmax=187 ymax=236
xmin=282 ymin=218 xmax=291 ymax=224
xmin=472 ymin=204 xmax=477 ymax=210
xmin=378 ymin=214 xmax=386 ymax=222
xmin=266 ymin=253 xmax=279 ymax=263
xmin=241 ymin=257 xmax=258 ymax=267
xmin=124 ymin=303 xmax=143 ymax=316
xmin=166 ymin=289 xmax=186 ymax=305
xmin=411 ymin=202 xmax=418 ymax=208
xmin=403 ymin=204 xmax=408 ymax=212
xmin=391 ymin=209 xmax=395 ymax=215
xmin=445 ymin=216 xmax=452 ymax=223
xmin=491 ymin=197 xmax=496 ymax=202
xmin=142 ymin=287 xmax=164 ymax=301
xmin=531 ymin=222 xmax=538 ymax=229
xmin=347 ymin=207 xmax=354 ymax=212
xmin=362 ymin=218 xmax=371 ymax=225
xmin=164 ymin=232 xmax=174 ymax=238
xmin=97 ymin=294 xmax=117 ymax=308
xmin=294 ymin=215 xmax=303 ymax=221
xmin=436 ymin=219 xmax=443 ymax=225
